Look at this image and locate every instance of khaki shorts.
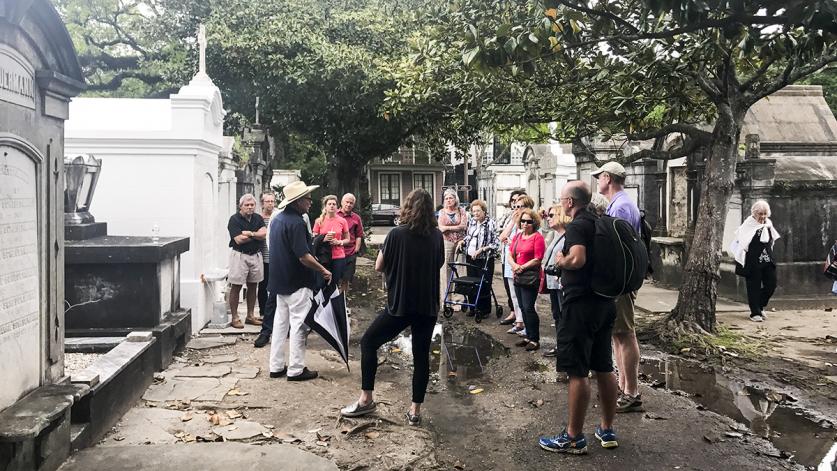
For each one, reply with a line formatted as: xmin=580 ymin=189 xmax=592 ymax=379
xmin=228 ymin=251 xmax=263 ymax=285
xmin=612 ymin=291 xmax=637 ymax=334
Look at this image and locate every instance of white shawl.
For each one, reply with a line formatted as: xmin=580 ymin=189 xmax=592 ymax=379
xmin=729 ymin=216 xmax=780 ymax=266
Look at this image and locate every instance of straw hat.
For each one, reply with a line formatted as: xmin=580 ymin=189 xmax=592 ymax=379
xmin=278 ymin=180 xmax=319 ymax=209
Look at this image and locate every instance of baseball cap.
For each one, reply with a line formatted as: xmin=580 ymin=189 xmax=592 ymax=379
xmin=591 ymin=161 xmax=626 ymax=178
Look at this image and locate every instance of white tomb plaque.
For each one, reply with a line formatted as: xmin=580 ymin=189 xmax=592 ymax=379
xmin=0 ymin=145 xmax=40 ymax=409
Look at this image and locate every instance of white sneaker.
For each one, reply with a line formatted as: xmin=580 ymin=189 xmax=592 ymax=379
xmin=750 ymin=315 xmax=764 ymax=322
xmin=517 ymin=329 xmax=528 ymax=337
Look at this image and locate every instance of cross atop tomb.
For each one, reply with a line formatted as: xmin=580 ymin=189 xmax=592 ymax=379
xmin=196 ymin=24 xmax=208 ymax=79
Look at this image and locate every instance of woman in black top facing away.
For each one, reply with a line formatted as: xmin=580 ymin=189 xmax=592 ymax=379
xmin=340 ymin=189 xmax=444 ymax=426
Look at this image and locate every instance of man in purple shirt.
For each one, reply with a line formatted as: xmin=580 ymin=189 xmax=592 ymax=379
xmin=592 ymin=161 xmax=643 ymax=413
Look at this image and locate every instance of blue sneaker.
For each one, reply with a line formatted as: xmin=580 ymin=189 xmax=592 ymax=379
xmin=594 ymin=425 xmax=619 ymax=449
xmin=538 ymin=430 xmax=588 ymax=454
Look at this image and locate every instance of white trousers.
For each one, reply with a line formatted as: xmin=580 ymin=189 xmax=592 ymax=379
xmin=269 ymin=287 xmax=312 ymax=376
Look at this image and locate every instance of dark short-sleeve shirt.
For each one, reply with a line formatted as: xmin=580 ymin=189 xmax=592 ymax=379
xmin=268 ymin=206 xmax=316 ymax=295
xmin=561 ymin=210 xmax=597 ymax=303
xmin=382 ymin=226 xmax=444 ymax=317
xmin=228 ymin=212 xmax=265 ymax=255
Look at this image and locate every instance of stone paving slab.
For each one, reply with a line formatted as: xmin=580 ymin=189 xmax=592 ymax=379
xmin=211 ymin=421 xmax=267 ymax=440
xmin=168 ymin=365 xmax=232 ymax=378
xmin=59 ymin=443 xmax=338 ymax=471
xmin=635 ymin=284 xmax=748 ymax=314
xmin=204 ymin=354 xmax=238 ymax=364
xmin=200 ymin=324 xmax=261 ymax=335
xmin=187 ymin=337 xmax=237 ymax=350
xmin=142 ymin=377 xmax=239 ymax=403
xmin=231 ymin=366 xmax=260 ymax=379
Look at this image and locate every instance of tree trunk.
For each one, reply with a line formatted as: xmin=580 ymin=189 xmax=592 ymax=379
xmin=326 ymin=154 xmax=363 ymax=196
xmin=666 ymin=102 xmax=743 ymax=333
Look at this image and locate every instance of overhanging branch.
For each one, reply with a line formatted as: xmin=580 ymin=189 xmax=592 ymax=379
xmin=747 ymin=50 xmax=837 ymax=107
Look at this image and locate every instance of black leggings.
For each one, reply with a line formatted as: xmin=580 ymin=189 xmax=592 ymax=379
xmin=361 ymin=312 xmax=437 ymax=403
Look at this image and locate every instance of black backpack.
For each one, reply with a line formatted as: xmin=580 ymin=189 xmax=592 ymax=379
xmin=591 ymin=215 xmax=649 ymax=298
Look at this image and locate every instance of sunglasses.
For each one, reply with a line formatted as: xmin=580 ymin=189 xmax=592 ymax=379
xmin=520 ymin=219 xmax=535 ymax=225
xmin=513 ymin=205 xmax=523 ymax=209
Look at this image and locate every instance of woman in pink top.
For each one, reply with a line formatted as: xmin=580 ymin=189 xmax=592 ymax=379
xmin=313 ymin=195 xmax=351 ymax=285
xmin=509 ymin=208 xmax=545 ymax=351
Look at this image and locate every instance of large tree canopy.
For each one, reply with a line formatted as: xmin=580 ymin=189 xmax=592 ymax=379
xmin=389 ymin=0 xmax=837 ymax=334
xmin=55 ymin=0 xmax=447 ymax=193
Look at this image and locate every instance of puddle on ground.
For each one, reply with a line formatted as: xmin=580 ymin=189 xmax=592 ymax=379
xmin=641 ymin=357 xmax=837 ymax=469
xmin=430 ymin=324 xmax=508 ymax=391
xmin=388 ymin=323 xmax=508 ymax=394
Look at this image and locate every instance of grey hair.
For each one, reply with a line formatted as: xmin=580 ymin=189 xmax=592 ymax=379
xmin=589 ymin=193 xmax=609 ymax=216
xmin=341 ymin=193 xmax=356 ymax=203
xmin=751 ymin=200 xmax=771 ymax=217
xmin=443 ymin=188 xmax=459 ymax=206
xmin=239 ymin=193 xmax=257 ymax=207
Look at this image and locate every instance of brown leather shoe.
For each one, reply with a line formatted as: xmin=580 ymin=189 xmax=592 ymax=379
xmin=231 ymin=318 xmax=244 ymax=329
xmin=245 ymin=316 xmax=263 ymax=326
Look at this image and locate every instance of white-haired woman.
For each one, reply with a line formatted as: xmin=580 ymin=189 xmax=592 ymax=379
xmin=730 ymin=200 xmax=780 ymax=322
xmin=438 ymin=189 xmax=468 ymax=303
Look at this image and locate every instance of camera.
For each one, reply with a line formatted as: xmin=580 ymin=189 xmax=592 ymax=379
xmin=544 ymin=264 xmax=561 ymax=277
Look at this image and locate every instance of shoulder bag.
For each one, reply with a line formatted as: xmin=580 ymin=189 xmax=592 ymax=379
xmin=512 ymin=235 xmax=541 ymax=287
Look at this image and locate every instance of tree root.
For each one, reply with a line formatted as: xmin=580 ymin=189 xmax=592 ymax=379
xmin=637 ymin=316 xmax=763 ymax=359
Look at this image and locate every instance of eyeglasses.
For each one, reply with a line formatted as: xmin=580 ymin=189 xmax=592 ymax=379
xmin=520 ymin=219 xmax=535 ymax=225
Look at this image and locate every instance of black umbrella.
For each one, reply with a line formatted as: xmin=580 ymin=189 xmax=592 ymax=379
xmin=304 ymin=282 xmax=350 ymax=370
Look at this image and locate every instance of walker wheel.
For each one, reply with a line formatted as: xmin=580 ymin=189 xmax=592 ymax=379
xmin=475 ymin=313 xmax=482 ymax=324
xmin=443 ymin=307 xmax=453 ymax=318
xmin=495 ymin=306 xmax=504 ymax=319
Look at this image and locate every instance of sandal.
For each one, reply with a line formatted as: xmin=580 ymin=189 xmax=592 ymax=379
xmin=230 ymin=318 xmax=244 ymax=329
xmin=515 ymin=339 xmax=530 ymax=347
xmin=525 ymin=341 xmax=540 ymax=352
xmin=340 ymin=400 xmax=377 ymax=418
xmin=245 ymin=316 xmax=263 ymax=326
xmin=405 ymin=411 xmax=421 ymax=426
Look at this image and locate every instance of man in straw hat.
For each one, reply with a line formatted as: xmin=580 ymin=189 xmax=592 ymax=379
xmin=268 ymin=180 xmax=332 ymax=381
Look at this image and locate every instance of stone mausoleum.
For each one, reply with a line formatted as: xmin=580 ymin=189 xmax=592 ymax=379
xmin=64 ymin=40 xmax=232 ymax=331
xmin=0 ymin=1 xmax=84 ymax=469
xmin=577 ymin=85 xmax=837 ymax=305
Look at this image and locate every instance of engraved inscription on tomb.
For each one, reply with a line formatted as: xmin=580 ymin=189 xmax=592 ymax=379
xmin=0 ymin=145 xmax=40 ymax=409
xmin=0 ymin=45 xmax=36 ymax=110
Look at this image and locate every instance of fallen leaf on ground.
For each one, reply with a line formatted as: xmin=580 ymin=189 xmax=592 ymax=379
xmin=536 ymin=399 xmax=544 ymax=407
xmin=469 ymin=388 xmax=484 ymax=395
xmin=343 ymin=422 xmax=375 ymax=436
xmin=390 ymin=347 xmax=401 ymax=353
xmin=316 ymin=431 xmax=331 ymax=442
xmin=174 ymin=432 xmax=186 ymax=438
xmin=724 ymin=432 xmax=744 ymax=438
xmin=227 ymin=388 xmax=248 ymax=396
xmin=316 ymin=440 xmax=329 ymax=447
xmin=226 ymin=410 xmax=242 ymax=419
xmin=261 ymin=431 xmax=274 ymax=439
xmin=181 ymin=412 xmax=193 ymax=422
xmin=208 ymin=414 xmax=221 ymax=426
xmin=364 ymin=431 xmax=380 ymax=439
xmin=264 ymin=424 xmax=275 ymax=429
xmin=308 ymin=427 xmax=322 ymax=434
xmin=703 ymin=433 xmax=722 ymax=444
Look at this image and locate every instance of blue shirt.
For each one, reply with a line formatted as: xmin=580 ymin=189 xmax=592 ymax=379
xmin=606 ymin=190 xmax=641 ymax=234
xmin=268 ymin=205 xmax=316 ymax=295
